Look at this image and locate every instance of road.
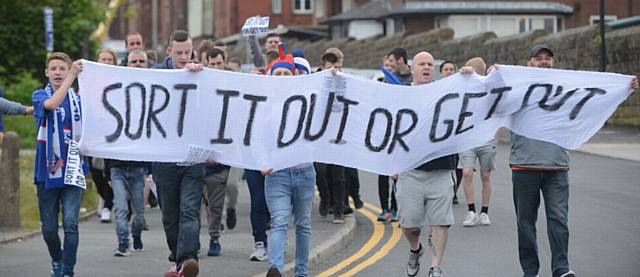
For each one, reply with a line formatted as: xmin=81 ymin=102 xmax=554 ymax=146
xmin=309 ymin=143 xmax=640 ymax=277
xmin=1 ymin=143 xmax=639 ymax=276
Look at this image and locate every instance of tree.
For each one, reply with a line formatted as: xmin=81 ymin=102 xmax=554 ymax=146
xmin=0 ymin=0 xmax=106 ymax=86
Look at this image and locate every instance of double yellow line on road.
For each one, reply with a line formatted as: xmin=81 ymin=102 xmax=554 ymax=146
xmin=317 ymin=202 xmax=403 ymax=276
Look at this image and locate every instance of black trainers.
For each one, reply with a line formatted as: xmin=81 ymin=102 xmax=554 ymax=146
xmin=133 ymin=236 xmax=143 ymax=252
xmin=452 ymin=195 xmax=459 ymax=205
xmin=333 ymin=211 xmax=345 ymax=224
xmin=266 ymin=267 xmax=281 ymax=277
xmin=353 ymin=197 xmax=364 ymax=209
xmin=319 ymin=201 xmax=328 ymax=217
xmin=226 ymin=208 xmax=237 ymax=230
xmin=343 ymin=207 xmax=354 ymax=215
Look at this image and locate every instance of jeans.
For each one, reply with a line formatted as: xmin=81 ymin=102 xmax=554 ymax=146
xmin=205 ymin=168 xmax=229 ymax=240
xmin=314 ymin=163 xmax=346 ymax=213
xmin=512 ymin=170 xmax=570 ymax=277
xmin=111 ymin=167 xmax=145 ymax=248
xmin=36 ymin=183 xmax=83 ymax=276
xmin=245 ymin=169 xmax=269 ymax=244
xmin=265 ymin=164 xmax=315 ymax=277
xmin=152 ymin=163 xmax=204 ymax=266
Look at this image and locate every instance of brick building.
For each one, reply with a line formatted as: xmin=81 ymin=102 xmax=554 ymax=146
xmin=107 ymin=0 xmax=639 ymax=50
xmin=323 ymin=0 xmax=640 ymax=39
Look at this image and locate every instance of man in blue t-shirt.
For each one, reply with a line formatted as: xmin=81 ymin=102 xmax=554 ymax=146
xmin=32 ymin=52 xmax=87 ymax=277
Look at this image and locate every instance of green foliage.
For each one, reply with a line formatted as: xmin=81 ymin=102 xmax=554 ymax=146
xmin=2 ymin=73 xmax=41 ymax=149
xmin=4 ymin=73 xmax=41 ymax=105
xmin=3 ymin=116 xmax=36 ymax=149
xmin=19 ymin=152 xmax=99 ymax=230
xmin=0 ymin=0 xmax=106 ymax=86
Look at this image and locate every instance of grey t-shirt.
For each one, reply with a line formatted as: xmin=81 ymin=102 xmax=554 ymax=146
xmin=509 ymin=132 xmax=569 ymax=170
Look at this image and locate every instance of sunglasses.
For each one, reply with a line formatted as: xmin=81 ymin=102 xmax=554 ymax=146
xmin=129 ymin=59 xmax=147 ymax=64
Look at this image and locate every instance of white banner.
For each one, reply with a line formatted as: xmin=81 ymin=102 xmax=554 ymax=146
xmin=78 ymin=61 xmax=633 ymax=175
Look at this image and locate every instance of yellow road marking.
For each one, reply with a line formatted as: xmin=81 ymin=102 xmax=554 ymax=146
xmin=341 ymin=221 xmax=403 ymax=276
xmin=316 ymin=204 xmax=385 ymax=277
xmin=336 ymin=202 xmax=403 ymax=277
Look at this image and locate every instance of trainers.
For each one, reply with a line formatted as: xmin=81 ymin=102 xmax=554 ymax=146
xmin=226 ymin=208 xmax=237 ymax=230
xmin=179 ymin=259 xmax=199 ymax=277
xmin=560 ymin=271 xmax=576 ymax=277
xmin=114 ymin=244 xmax=130 ymax=257
xmin=51 ymin=260 xmax=62 ymax=277
xmin=452 ymin=195 xmax=459 ymax=205
xmin=100 ymin=208 xmax=111 ymax=223
xmin=428 ymin=266 xmax=443 ymax=277
xmin=377 ymin=209 xmax=389 ymax=222
xmin=249 ymin=241 xmax=268 ymax=261
xmin=406 ymin=245 xmax=423 ymax=276
xmin=463 ymin=211 xmax=480 ymax=227
xmin=164 ymin=262 xmax=178 ymax=277
xmin=319 ymin=201 xmax=328 ymax=217
xmin=266 ymin=266 xmax=281 ymax=277
xmin=479 ymin=212 xmax=491 ymax=225
xmin=333 ymin=212 xmax=345 ymax=224
xmin=391 ymin=209 xmax=399 ymax=222
xmin=343 ymin=207 xmax=354 ymax=216
xmin=133 ymin=236 xmax=143 ymax=251
xmin=208 ymin=240 xmax=222 ymax=256
xmin=353 ymin=198 xmax=364 ymax=209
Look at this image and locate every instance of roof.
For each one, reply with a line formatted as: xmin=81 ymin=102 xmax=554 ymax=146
xmin=400 ymin=1 xmax=574 ymax=15
xmin=322 ymin=1 xmax=573 ymax=24
xmin=608 ymin=15 xmax=640 ymax=29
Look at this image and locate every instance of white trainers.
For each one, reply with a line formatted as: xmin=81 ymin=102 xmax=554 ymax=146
xmin=463 ymin=211 xmax=479 ymax=227
xmin=249 ymin=241 xmax=268 ymax=261
xmin=100 ymin=208 xmax=111 ymax=223
xmin=479 ymin=212 xmax=491 ymax=225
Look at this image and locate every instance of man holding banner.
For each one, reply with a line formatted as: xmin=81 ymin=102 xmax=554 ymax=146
xmin=397 ymin=52 xmax=458 ymax=277
xmin=32 ymin=52 xmax=88 ymax=277
xmin=510 ymin=45 xmax=637 ymax=277
xmin=150 ymin=30 xmax=202 ymax=277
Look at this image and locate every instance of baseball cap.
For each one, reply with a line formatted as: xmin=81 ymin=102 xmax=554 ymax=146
xmin=528 ymin=45 xmax=554 ymax=59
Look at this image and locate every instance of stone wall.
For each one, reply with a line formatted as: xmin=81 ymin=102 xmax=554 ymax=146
xmin=233 ymin=25 xmax=640 ymax=127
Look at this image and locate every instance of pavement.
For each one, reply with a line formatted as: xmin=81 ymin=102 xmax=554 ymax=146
xmin=0 ymin=173 xmax=355 ymax=277
xmin=1 ymin=125 xmax=639 ymax=276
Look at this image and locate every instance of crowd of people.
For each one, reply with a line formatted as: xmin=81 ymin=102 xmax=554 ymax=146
xmin=1 ymin=20 xmax=636 ymax=277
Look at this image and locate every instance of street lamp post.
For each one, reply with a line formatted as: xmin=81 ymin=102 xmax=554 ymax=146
xmin=599 ymin=0 xmax=607 ymax=72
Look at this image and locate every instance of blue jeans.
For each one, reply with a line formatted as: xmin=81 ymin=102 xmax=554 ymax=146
xmin=152 ymin=163 xmax=204 ymax=266
xmin=265 ymin=164 xmax=315 ymax=276
xmin=245 ymin=169 xmax=269 ymax=244
xmin=512 ymin=170 xmax=570 ymax=277
xmin=36 ymin=183 xmax=84 ymax=276
xmin=111 ymin=167 xmax=145 ymax=248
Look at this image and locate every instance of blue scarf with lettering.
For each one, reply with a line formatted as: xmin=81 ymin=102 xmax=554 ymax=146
xmin=36 ymin=83 xmax=82 ymax=189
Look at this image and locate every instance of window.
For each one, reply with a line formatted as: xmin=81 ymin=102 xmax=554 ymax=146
xmin=293 ymin=0 xmax=312 ymax=14
xmin=589 ymin=15 xmax=618 ymax=25
xmin=394 ymin=18 xmax=405 ymax=33
xmin=273 ymin=0 xmax=281 ymax=14
xmin=188 ymin=0 xmax=214 ymax=37
xmin=315 ymin=0 xmax=324 ymax=18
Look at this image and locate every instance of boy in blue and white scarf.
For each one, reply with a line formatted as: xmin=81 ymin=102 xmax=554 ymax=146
xmin=32 ymin=52 xmax=88 ymax=277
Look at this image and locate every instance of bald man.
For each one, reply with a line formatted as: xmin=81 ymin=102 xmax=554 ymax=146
xmin=397 ymin=52 xmax=458 ymax=277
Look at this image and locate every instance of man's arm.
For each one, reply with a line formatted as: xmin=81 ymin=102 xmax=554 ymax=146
xmin=0 ymin=97 xmax=29 ymax=115
xmin=44 ymin=60 xmax=82 ymax=110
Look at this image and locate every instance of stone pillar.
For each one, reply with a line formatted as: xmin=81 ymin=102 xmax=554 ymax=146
xmin=0 ymin=132 xmax=20 ymax=229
